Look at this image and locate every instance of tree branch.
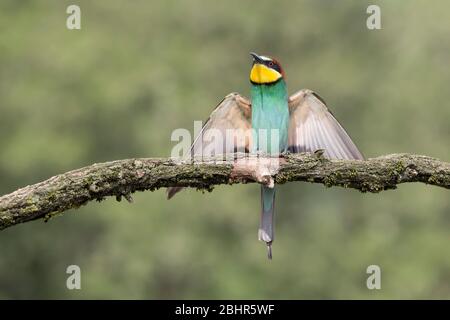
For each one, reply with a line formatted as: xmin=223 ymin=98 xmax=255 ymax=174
xmin=0 ymin=153 xmax=449 ymax=231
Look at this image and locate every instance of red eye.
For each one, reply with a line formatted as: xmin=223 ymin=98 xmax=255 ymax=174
xmin=269 ymin=61 xmax=274 ymax=66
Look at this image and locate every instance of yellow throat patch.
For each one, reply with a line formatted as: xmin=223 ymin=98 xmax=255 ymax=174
xmin=250 ymin=64 xmax=282 ymax=84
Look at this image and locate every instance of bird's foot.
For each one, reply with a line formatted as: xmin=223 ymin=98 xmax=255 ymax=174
xmin=314 ymin=149 xmax=326 ymax=159
xmin=280 ymin=150 xmax=291 ymax=157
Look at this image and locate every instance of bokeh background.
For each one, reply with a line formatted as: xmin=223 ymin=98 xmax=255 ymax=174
xmin=0 ymin=0 xmax=449 ymax=299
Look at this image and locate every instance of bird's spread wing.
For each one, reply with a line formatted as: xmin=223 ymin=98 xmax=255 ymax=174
xmin=190 ymin=92 xmax=252 ymax=157
xmin=288 ymin=89 xmax=364 ymax=160
xmin=168 ymin=92 xmax=252 ymax=199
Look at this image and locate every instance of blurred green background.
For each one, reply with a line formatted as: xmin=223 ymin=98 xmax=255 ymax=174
xmin=0 ymin=0 xmax=449 ymax=299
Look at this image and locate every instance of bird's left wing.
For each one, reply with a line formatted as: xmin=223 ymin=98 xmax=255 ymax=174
xmin=288 ymin=89 xmax=364 ymax=160
xmin=168 ymin=92 xmax=252 ymax=199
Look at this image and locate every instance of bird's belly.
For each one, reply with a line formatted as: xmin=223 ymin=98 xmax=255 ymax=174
xmin=252 ymin=111 xmax=289 ymax=154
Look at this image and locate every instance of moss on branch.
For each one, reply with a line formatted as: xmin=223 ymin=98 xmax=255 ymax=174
xmin=0 ymin=153 xmax=449 ymax=231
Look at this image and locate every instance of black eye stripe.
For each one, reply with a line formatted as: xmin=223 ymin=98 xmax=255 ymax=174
xmin=266 ymin=61 xmax=281 ymax=73
xmin=252 ymin=59 xmax=281 ymax=73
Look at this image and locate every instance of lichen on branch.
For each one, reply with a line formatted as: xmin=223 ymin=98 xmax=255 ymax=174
xmin=0 ymin=153 xmax=448 ymax=231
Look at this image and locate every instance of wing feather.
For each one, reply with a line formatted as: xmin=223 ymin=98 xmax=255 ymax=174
xmin=168 ymin=92 xmax=252 ymax=199
xmin=190 ymin=93 xmax=251 ymax=157
xmin=288 ymin=89 xmax=364 ymax=160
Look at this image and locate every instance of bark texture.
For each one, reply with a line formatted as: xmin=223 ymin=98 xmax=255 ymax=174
xmin=0 ymin=153 xmax=448 ymax=231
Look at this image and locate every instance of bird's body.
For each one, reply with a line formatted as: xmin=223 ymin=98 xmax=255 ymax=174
xmin=251 ymin=79 xmax=289 ymax=153
xmin=167 ymin=53 xmax=364 ymax=259
xmin=250 ymin=65 xmax=289 ymax=258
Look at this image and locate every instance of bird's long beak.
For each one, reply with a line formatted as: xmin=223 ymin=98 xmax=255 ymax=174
xmin=250 ymin=52 xmax=264 ymax=64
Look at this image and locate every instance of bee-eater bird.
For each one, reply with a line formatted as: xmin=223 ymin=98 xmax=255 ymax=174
xmin=168 ymin=52 xmax=364 ymax=259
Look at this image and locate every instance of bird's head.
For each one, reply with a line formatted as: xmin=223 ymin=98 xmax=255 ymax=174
xmin=249 ymin=52 xmax=285 ymax=85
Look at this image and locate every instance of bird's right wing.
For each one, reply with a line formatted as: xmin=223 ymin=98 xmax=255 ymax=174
xmin=168 ymin=92 xmax=252 ymax=199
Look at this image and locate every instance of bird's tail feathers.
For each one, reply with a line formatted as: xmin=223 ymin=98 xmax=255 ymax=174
xmin=259 ymin=185 xmax=276 ymax=259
